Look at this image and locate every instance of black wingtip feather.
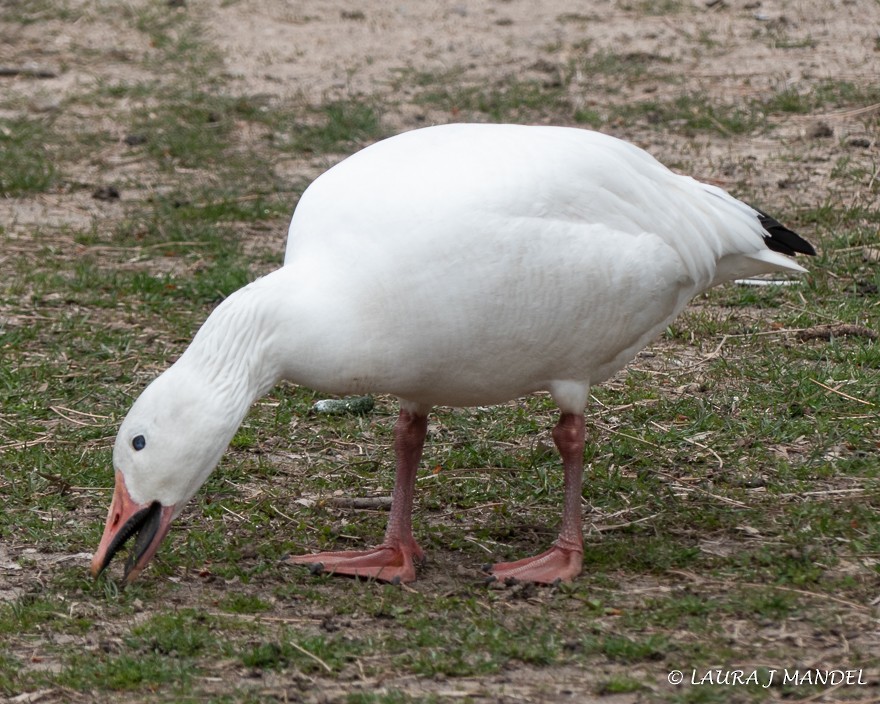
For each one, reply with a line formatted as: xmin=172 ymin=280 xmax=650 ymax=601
xmin=753 ymin=206 xmax=816 ymax=257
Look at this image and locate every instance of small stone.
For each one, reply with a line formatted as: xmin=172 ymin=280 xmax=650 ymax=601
xmin=92 ymin=185 xmax=120 ymax=201
xmin=321 ymin=616 xmax=339 ymax=632
xmin=732 ymin=475 xmax=766 ymax=488
xmin=124 ymin=133 xmax=147 ymax=146
xmin=312 ymin=395 xmax=374 ymax=415
xmin=529 ymin=59 xmax=557 ymax=74
xmin=805 ymin=121 xmax=833 ymax=139
xmin=862 ymin=247 xmax=880 ymax=263
xmin=847 ymin=136 xmax=871 ymax=148
xmin=31 ymin=97 xmax=61 ymax=113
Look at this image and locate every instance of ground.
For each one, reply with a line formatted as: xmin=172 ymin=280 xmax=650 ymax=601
xmin=1 ymin=0 xmax=879 ymax=702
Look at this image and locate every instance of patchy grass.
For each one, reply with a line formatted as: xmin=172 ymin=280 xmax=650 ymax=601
xmin=0 ymin=118 xmax=57 ymax=195
xmin=286 ymin=100 xmax=385 ymax=154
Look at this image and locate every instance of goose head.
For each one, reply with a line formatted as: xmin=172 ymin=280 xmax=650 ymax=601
xmin=91 ymin=365 xmax=235 ymax=583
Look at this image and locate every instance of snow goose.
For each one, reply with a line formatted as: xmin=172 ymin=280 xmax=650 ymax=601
xmin=91 ymin=124 xmax=815 ymax=586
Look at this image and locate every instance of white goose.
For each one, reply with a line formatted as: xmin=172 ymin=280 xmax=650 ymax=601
xmin=91 ymin=124 xmax=815 ymax=586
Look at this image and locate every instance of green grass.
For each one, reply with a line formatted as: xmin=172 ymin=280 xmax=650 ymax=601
xmin=0 ymin=0 xmax=75 ymax=24
xmin=133 ymin=90 xmax=262 ymax=169
xmin=409 ymin=67 xmax=880 ymax=140
xmin=0 ymin=118 xmax=57 ymax=195
xmin=413 ymin=73 xmax=570 ymax=123
xmin=286 ymin=100 xmax=385 ymax=153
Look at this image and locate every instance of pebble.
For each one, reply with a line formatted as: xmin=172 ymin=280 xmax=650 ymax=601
xmin=312 ymin=395 xmax=375 ymax=415
xmin=847 ymin=136 xmax=871 ymax=148
xmin=805 ymin=121 xmax=833 ymax=139
xmin=92 ymin=185 xmax=120 ymax=201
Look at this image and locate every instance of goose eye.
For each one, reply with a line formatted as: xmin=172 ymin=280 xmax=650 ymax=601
xmin=132 ymin=435 xmax=146 ymax=451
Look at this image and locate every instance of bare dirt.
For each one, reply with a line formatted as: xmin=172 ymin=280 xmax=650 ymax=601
xmin=4 ymin=0 xmax=880 ymax=221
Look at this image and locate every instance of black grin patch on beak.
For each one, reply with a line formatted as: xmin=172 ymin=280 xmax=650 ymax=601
xmin=96 ymin=502 xmax=163 ymax=579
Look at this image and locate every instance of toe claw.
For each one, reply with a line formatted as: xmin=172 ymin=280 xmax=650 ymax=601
xmin=481 ymin=562 xmax=494 ymax=573
xmin=308 ymin=562 xmax=325 ymax=575
xmin=391 ymin=575 xmax=401 ymax=586
xmin=483 ymin=574 xmax=498 ymax=585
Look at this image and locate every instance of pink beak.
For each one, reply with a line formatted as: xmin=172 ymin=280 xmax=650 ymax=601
xmin=91 ymin=471 xmax=176 ymax=584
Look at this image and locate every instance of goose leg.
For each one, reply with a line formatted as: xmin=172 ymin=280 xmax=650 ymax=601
xmin=288 ymin=408 xmax=427 ymax=583
xmin=486 ymin=412 xmax=584 ymax=584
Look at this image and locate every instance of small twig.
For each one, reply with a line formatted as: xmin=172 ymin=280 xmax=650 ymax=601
xmin=433 ymin=501 xmax=505 ymax=519
xmin=270 ymin=504 xmax=297 ymax=523
xmin=650 ymin=420 xmax=724 ymax=471
xmin=775 ymin=487 xmax=868 ymax=499
xmin=670 ymin=571 xmax=874 ymax=613
xmin=49 ymin=406 xmax=98 ymax=426
xmin=424 ymin=466 xmax=521 ymax=476
xmin=806 ymin=101 xmax=880 ymax=121
xmin=209 ymin=612 xmax=321 ymax=624
xmin=84 ymin=241 xmax=214 ymax=253
xmin=593 ymin=512 xmax=661 ymax=532
xmin=50 ymin=406 xmax=111 ymax=421
xmin=791 ymin=696 xmax=880 ymax=704
xmin=831 ymin=245 xmax=870 ymax=254
xmin=678 ymin=334 xmax=730 ymax=372
xmin=0 ymin=435 xmax=54 ymax=452
xmin=599 ymin=425 xmax=745 ymax=506
xmin=325 ymin=496 xmax=392 ymax=510
xmin=218 ymin=504 xmax=253 ymax=525
xmin=598 ymin=399 xmax=660 ymax=413
xmin=206 ymin=612 xmax=333 ymax=672
xmin=0 ymin=66 xmax=58 ymax=78
xmin=189 ymin=193 xmax=265 ymax=209
xmin=35 ymin=471 xmax=73 ymax=493
xmin=288 ymin=639 xmax=333 ymax=674
xmin=463 ymin=536 xmax=495 ymax=554
xmin=798 ymin=324 xmax=878 ymax=342
xmin=790 ymin=680 xmax=849 ymax=704
xmin=682 ymin=436 xmax=724 ymax=471
xmin=678 ymin=484 xmax=747 ymax=508
xmin=809 ymin=379 xmax=876 ymax=407
xmin=708 ymin=334 xmax=729 ymax=358
xmin=599 ymin=425 xmax=663 ymax=449
xmin=724 ymin=327 xmax=805 ymax=338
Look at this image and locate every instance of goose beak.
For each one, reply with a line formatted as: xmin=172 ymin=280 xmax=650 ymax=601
xmin=91 ymin=471 xmax=176 ymax=584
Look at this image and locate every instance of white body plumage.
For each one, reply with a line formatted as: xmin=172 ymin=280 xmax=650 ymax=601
xmin=94 ymin=124 xmax=812 ymax=584
xmin=199 ymin=124 xmax=804 ymax=411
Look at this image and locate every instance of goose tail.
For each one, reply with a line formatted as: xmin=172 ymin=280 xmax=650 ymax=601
xmin=754 ymin=208 xmax=816 ymax=257
xmin=705 ymin=194 xmax=816 ymax=284
xmin=738 ymin=206 xmax=815 ymax=276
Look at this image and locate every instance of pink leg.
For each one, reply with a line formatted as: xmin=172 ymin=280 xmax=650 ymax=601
xmin=486 ymin=412 xmax=585 ymax=584
xmin=288 ymin=408 xmax=428 ymax=583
